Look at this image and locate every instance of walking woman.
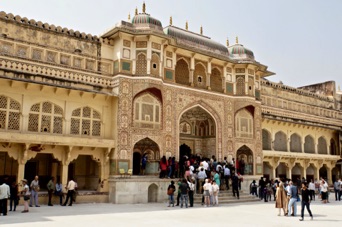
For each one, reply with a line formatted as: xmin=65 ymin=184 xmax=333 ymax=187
xmin=299 ymin=182 xmax=313 ymax=221
xmin=21 ymin=179 xmax=30 ymax=213
xmin=275 ymin=182 xmax=288 ymax=216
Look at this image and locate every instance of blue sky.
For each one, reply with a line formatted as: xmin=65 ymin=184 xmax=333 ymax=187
xmin=1 ymin=0 xmax=341 ymax=89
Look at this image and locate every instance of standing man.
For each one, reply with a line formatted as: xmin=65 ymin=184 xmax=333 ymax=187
xmin=333 ymin=179 xmax=340 ymax=201
xmin=62 ymin=178 xmax=76 ymax=206
xmin=0 ymin=178 xmax=11 ymax=216
xmin=299 ymin=182 xmax=313 ymax=221
xmin=308 ymin=179 xmax=315 ymax=201
xmin=47 ymin=176 xmax=55 ymax=206
xmin=187 ymin=179 xmax=195 ymax=207
xmin=232 ymin=172 xmax=239 ymax=199
xmin=224 ymin=164 xmax=231 ymax=190
xmin=179 ymin=179 xmax=189 ymax=208
xmin=288 ymin=181 xmax=298 ymax=217
xmin=29 ymin=175 xmax=40 ymax=207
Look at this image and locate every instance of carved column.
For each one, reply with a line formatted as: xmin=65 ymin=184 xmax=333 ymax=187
xmin=189 ymin=69 xmax=194 ymax=86
xmin=60 ymin=164 xmax=69 ymax=187
xmin=17 ymin=144 xmax=30 ymax=184
xmin=286 ymin=159 xmax=296 ymax=180
xmin=207 ymin=73 xmax=211 ymax=90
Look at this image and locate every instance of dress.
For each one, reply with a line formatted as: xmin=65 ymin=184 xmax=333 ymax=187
xmin=275 ymin=186 xmax=288 ymax=214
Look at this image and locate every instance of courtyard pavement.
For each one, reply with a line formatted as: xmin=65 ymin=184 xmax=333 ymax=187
xmin=1 ymin=199 xmax=341 ymax=227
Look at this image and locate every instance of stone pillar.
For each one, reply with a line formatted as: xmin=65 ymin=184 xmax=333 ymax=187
xmin=189 ymin=69 xmax=194 ymax=86
xmin=51 ymin=162 xmax=58 ymax=180
xmin=17 ymin=162 xmax=26 ymax=184
xmin=60 ymin=164 xmax=69 ymax=188
xmin=272 ymin=166 xmax=276 ymax=179
xmin=147 ymin=58 xmax=151 ymax=74
xmin=314 ymin=167 xmax=319 ymax=180
xmin=207 ymin=73 xmax=211 ymax=90
xmin=327 ymin=167 xmax=332 ymax=184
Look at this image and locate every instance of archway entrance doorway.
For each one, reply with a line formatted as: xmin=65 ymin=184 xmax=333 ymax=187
xmin=179 ymin=106 xmax=216 ymax=159
xmin=133 ymin=137 xmax=160 ymax=175
xmin=236 ymin=145 xmax=253 ymax=175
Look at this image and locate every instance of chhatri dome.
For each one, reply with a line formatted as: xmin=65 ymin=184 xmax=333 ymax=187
xmin=131 ymin=2 xmax=163 ymax=31
xmin=227 ymin=37 xmax=255 ymax=61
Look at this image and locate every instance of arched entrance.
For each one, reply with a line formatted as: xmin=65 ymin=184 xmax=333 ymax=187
xmin=179 ymin=144 xmax=191 ymax=160
xmin=133 ymin=137 xmax=160 ymax=175
xmin=133 ymin=152 xmax=141 ymax=175
xmin=179 ymin=106 xmax=216 ymax=159
xmin=319 ymin=165 xmax=328 ymax=180
xmin=236 ymin=145 xmax=253 ymax=175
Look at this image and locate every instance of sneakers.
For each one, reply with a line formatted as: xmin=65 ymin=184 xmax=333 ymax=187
xmin=299 ymin=218 xmax=304 ymax=221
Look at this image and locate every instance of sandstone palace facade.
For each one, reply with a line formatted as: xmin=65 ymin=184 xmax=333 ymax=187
xmin=0 ymin=4 xmax=341 ymax=203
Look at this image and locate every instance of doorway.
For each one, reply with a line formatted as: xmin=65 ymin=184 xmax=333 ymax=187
xmin=133 ymin=152 xmax=141 ymax=175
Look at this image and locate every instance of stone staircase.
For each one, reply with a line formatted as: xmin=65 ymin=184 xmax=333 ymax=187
xmin=193 ymin=190 xmax=260 ymax=204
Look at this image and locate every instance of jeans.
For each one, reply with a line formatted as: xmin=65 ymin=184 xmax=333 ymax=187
xmin=188 ymin=191 xmax=194 ymax=207
xmin=301 ymin=201 xmax=312 ymax=218
xmin=233 ymin=186 xmax=239 ymax=199
xmin=334 ymin=189 xmax=340 ymax=201
xmin=288 ymin=198 xmax=297 ymax=216
xmin=30 ymin=190 xmax=39 ymax=206
xmin=63 ymin=190 xmax=74 ymax=206
xmin=180 ymin=194 xmax=188 ymax=208
xmin=168 ymin=194 xmax=174 ymax=205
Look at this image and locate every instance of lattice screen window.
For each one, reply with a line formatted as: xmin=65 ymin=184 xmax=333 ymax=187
xmin=28 ymin=102 xmax=63 ymax=134
xmin=236 ymin=76 xmax=245 ymax=95
xmin=235 ymin=109 xmax=253 ymax=138
xmin=136 ymin=53 xmax=147 ymax=75
xmin=0 ymin=96 xmax=21 ymax=131
xmin=70 ymin=107 xmax=101 ymax=136
xmin=133 ymin=94 xmax=161 ymax=129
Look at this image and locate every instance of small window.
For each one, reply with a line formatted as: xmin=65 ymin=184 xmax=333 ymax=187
xmin=152 ymin=63 xmax=157 ymax=69
xmin=249 ymin=86 xmax=252 ymax=90
xmin=198 ymin=76 xmax=202 ymax=83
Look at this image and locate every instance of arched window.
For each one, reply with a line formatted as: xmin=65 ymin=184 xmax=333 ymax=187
xmin=330 ymin=139 xmax=337 ymax=155
xmin=236 ymin=76 xmax=245 ymax=95
xmin=70 ymin=107 xmax=101 ymax=136
xmin=136 ymin=53 xmax=147 ymax=75
xmin=194 ymin=63 xmax=206 ymax=89
xmin=304 ymin=135 xmax=315 ymax=153
xmin=290 ymin=133 xmax=302 ymax=152
xmin=235 ymin=108 xmax=253 ymax=138
xmin=150 ymin=53 xmax=160 ymax=76
xmin=274 ymin=131 xmax=287 ymax=151
xmin=175 ymin=59 xmax=190 ymax=85
xmin=28 ymin=102 xmax=63 ymax=134
xmin=133 ymin=93 xmax=161 ymax=129
xmin=262 ymin=129 xmax=272 ymax=150
xmin=317 ymin=137 xmax=327 ymax=154
xmin=210 ymin=68 xmax=223 ymax=92
xmin=0 ymin=95 xmax=20 ymax=131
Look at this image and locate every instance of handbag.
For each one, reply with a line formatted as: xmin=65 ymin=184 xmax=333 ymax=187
xmin=167 ymin=188 xmax=174 ymax=195
xmin=24 ymin=195 xmax=30 ymax=201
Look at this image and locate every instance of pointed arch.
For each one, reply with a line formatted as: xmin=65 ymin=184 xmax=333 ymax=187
xmin=28 ymin=101 xmax=63 ymax=134
xmin=304 ymin=135 xmax=315 ymax=153
xmin=262 ymin=129 xmax=272 ymax=150
xmin=133 ymin=88 xmax=162 ymax=129
xmin=235 ymin=108 xmax=253 ymax=138
xmin=175 ymin=58 xmax=189 ymax=85
xmin=236 ymin=145 xmax=253 ymax=175
xmin=136 ymin=52 xmax=147 ymax=75
xmin=194 ymin=62 xmax=206 ymax=89
xmin=150 ymin=53 xmax=160 ymax=76
xmin=274 ymin=131 xmax=287 ymax=151
xmin=0 ymin=95 xmax=21 ymax=131
xmin=317 ymin=136 xmax=327 ymax=154
xmin=70 ymin=106 xmax=101 ymax=136
xmin=211 ymin=67 xmax=223 ymax=92
xmin=290 ymin=133 xmax=302 ymax=152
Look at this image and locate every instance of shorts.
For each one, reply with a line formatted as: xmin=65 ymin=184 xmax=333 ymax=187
xmin=203 ymin=190 xmax=210 ymax=197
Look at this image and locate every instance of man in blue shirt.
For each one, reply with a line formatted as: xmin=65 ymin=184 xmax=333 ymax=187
xmin=287 ymin=181 xmax=298 ymax=216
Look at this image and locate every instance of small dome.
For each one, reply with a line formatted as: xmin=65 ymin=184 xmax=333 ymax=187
xmin=228 ymin=44 xmax=255 ymax=61
xmin=131 ymin=14 xmax=163 ymax=31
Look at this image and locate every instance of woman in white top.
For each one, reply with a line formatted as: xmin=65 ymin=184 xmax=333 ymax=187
xmin=320 ymin=179 xmax=328 ymax=203
xmin=203 ymin=179 xmax=212 ymax=207
xmin=21 ymin=179 xmax=30 ymax=213
xmin=308 ymin=179 xmax=316 ymax=201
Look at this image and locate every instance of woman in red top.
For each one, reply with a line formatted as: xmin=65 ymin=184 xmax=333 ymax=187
xmin=159 ymin=156 xmax=168 ymax=178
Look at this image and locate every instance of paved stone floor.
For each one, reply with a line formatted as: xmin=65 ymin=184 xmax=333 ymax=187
xmin=1 ymin=199 xmax=341 ymax=226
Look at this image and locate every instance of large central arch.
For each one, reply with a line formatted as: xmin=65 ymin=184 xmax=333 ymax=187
xmin=177 ymin=102 xmax=221 ymax=160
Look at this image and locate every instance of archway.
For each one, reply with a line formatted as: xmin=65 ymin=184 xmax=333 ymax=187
xmin=319 ymin=165 xmax=328 ymax=180
xmin=236 ymin=145 xmax=253 ymax=175
xmin=179 ymin=106 xmax=216 ymax=159
xmin=0 ymin=151 xmax=18 ymax=182
xmin=133 ymin=137 xmax=160 ymax=175
xmin=276 ymin=163 xmax=287 ymax=180
xmin=24 ymin=153 xmax=59 ymax=189
xmin=133 ymin=152 xmax=141 ymax=175
xmin=148 ymin=183 xmax=158 ymax=202
xmin=69 ymin=155 xmax=99 ymax=190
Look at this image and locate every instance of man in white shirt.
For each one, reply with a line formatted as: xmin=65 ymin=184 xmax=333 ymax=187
xmin=62 ymin=178 xmax=76 ymax=206
xmin=197 ymin=168 xmax=207 ymax=194
xmin=0 ymin=179 xmax=11 ymax=216
xmin=224 ymin=165 xmax=231 ymax=190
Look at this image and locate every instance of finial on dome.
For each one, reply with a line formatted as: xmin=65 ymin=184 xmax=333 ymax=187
xmin=128 ymin=13 xmax=131 ymax=21
xmin=200 ymin=25 xmax=203 ymax=35
xmin=170 ymin=16 xmax=173 ymax=26
xmin=135 ymin=7 xmax=138 ymax=15
xmin=186 ymin=21 xmax=188 ymax=30
xmin=142 ymin=2 xmax=146 ymax=13
xmin=226 ymin=38 xmax=229 ymax=47
xmin=236 ymin=36 xmax=239 ymax=44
